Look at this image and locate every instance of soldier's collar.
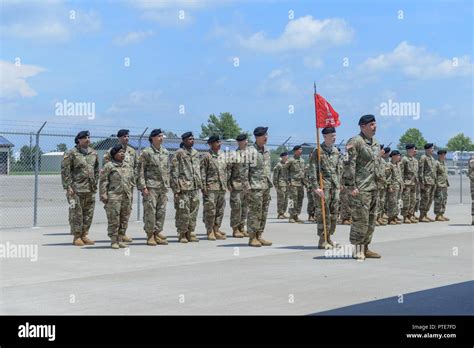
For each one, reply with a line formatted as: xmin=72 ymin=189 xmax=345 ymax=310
xmin=151 ymin=144 xmax=162 ymax=152
xmin=76 ymin=145 xmax=89 ymax=155
xmin=359 ymin=132 xmax=373 ymax=144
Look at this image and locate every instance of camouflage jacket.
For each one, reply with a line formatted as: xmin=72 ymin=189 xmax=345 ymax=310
xmin=376 ymin=158 xmax=390 ymax=189
xmin=308 ymin=143 xmax=341 ymax=190
xmin=137 ymin=145 xmax=170 ymax=190
xmin=242 ymin=143 xmax=272 ymax=190
xmin=103 ymin=144 xmax=138 ymax=186
xmin=272 ymin=161 xmax=288 ymax=188
xmin=400 ymin=155 xmax=418 ymax=186
xmin=227 ymin=148 xmax=248 ymax=191
xmin=419 ymin=154 xmax=437 ymax=186
xmin=170 ymin=147 xmax=202 ymax=192
xmin=287 ymin=155 xmax=306 ymax=187
xmin=435 ymin=160 xmax=449 ymax=188
xmin=201 ymin=150 xmax=227 ymax=191
xmin=343 ymin=132 xmax=380 ymax=192
xmin=99 ymin=160 xmax=134 ymax=198
xmin=61 ymin=145 xmax=99 ymax=193
xmin=387 ymin=162 xmax=403 ymax=191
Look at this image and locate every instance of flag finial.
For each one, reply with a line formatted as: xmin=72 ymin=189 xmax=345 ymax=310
xmin=313 ymin=82 xmax=316 ymax=94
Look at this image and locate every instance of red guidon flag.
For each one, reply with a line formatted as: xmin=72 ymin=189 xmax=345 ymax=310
xmin=314 ymin=93 xmax=341 ymax=128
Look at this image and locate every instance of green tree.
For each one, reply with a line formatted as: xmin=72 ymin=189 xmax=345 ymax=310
xmin=13 ymin=145 xmax=43 ymax=171
xmin=55 ymin=143 xmax=68 ymax=152
xmin=200 ymin=112 xmax=242 ymax=140
xmin=165 ymin=131 xmax=178 ymax=138
xmin=397 ymin=128 xmax=427 ymax=151
xmin=446 ymin=133 xmax=474 ymax=151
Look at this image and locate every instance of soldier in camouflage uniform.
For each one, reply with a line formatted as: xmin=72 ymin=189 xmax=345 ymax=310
xmin=344 ymin=115 xmax=381 ymax=260
xmin=287 ymin=145 xmax=306 ymax=223
xmin=400 ymin=144 xmax=419 ymax=224
xmin=102 ymin=129 xmax=138 ymax=242
xmin=469 ymin=155 xmax=474 ymax=225
xmin=170 ymin=132 xmax=201 ymax=243
xmin=386 ymin=150 xmax=403 ymax=225
xmin=339 ymin=175 xmax=352 ymax=225
xmin=272 ymin=152 xmax=289 ymax=219
xmin=375 ymin=145 xmax=390 ymax=226
xmin=137 ymin=129 xmax=170 ymax=246
xmin=304 ymin=163 xmax=316 ymax=222
xmin=308 ymin=127 xmax=341 ymax=249
xmin=434 ymin=149 xmax=450 ymax=221
xmin=242 ymin=127 xmax=273 ymax=247
xmin=61 ymin=130 xmax=99 ymax=246
xmin=413 ymin=146 xmax=421 ymax=218
xmin=419 ymin=143 xmax=437 ymax=222
xmin=201 ymin=135 xmax=228 ymax=241
xmin=99 ymin=144 xmax=133 ymax=249
xmin=227 ymin=133 xmax=250 ymax=237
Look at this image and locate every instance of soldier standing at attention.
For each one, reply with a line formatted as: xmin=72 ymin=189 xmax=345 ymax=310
xmin=413 ymin=146 xmax=421 ymax=219
xmin=400 ymin=144 xmax=419 ymax=224
xmin=227 ymin=133 xmax=250 ymax=238
xmin=287 ymin=145 xmax=306 ymax=223
xmin=309 ymin=127 xmax=341 ymax=249
xmin=469 ymin=154 xmax=474 ymax=225
xmin=102 ymin=129 xmax=138 ymax=243
xmin=100 ymin=144 xmax=134 ymax=249
xmin=201 ymin=135 xmax=228 ymax=241
xmin=375 ymin=145 xmax=389 ymax=226
xmin=61 ymin=130 xmax=99 ymax=246
xmin=434 ymin=149 xmax=450 ymax=221
xmin=304 ymin=163 xmax=316 ymax=222
xmin=243 ymin=126 xmax=273 ymax=247
xmin=272 ymin=152 xmax=289 ymax=219
xmin=419 ymin=143 xmax=437 ymax=222
xmin=170 ymin=132 xmax=201 ymax=243
xmin=345 ymin=115 xmax=381 ymax=260
xmin=137 ymin=129 xmax=170 ymax=246
xmin=386 ymin=150 xmax=403 ymax=225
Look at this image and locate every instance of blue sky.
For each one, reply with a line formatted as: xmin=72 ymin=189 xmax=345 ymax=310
xmin=1 ymin=0 xmax=472 ymax=146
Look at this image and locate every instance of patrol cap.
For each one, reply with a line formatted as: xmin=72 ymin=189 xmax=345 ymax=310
xmin=76 ymin=130 xmax=90 ymax=139
xmin=322 ymin=127 xmax=336 ymax=135
xmin=207 ymin=135 xmax=220 ymax=144
xmin=405 ymin=143 xmax=415 ymax=150
xmin=253 ymin=126 xmax=268 ymax=136
xmin=110 ymin=144 xmax=124 ymax=158
xmin=292 ymin=145 xmax=302 ymax=151
xmin=424 ymin=143 xmax=434 ymax=149
xmin=181 ymin=131 xmax=193 ymax=140
xmin=390 ymin=150 xmax=401 ymax=157
xmin=117 ymin=129 xmax=129 ymax=137
xmin=236 ymin=133 xmax=247 ymax=142
xmin=437 ymin=149 xmax=447 ymax=155
xmin=280 ymin=152 xmax=288 ymax=157
xmin=383 ymin=147 xmax=391 ymax=154
xmin=358 ymin=114 xmax=376 ymax=125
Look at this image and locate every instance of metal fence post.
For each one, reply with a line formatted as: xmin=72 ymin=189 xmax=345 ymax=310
xmin=136 ymin=127 xmax=148 ymax=221
xmin=460 ymin=150 xmax=463 ymax=204
xmin=33 ymin=122 xmax=47 ymax=227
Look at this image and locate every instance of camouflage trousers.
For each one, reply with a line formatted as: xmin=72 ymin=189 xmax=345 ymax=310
xmin=275 ymin=187 xmax=288 ymax=215
xmin=401 ymin=184 xmax=416 ymax=217
xmin=203 ymin=190 xmax=226 ymax=231
xmin=376 ymin=186 xmax=386 ymax=218
xmin=313 ymin=185 xmax=339 ymax=236
xmin=339 ymin=187 xmax=352 ymax=221
xmin=414 ymin=184 xmax=420 ymax=213
xmin=307 ymin=188 xmax=316 ymax=217
xmin=433 ymin=186 xmax=448 ymax=215
xmin=247 ymin=188 xmax=271 ymax=234
xmin=386 ymin=188 xmax=401 ymax=219
xmin=230 ymin=189 xmax=248 ymax=228
xmin=420 ymin=184 xmax=436 ymax=215
xmin=105 ymin=192 xmax=132 ymax=237
xmin=67 ymin=191 xmax=95 ymax=236
xmin=174 ymin=190 xmax=200 ymax=234
xmin=349 ymin=190 xmax=378 ymax=245
xmin=143 ymin=188 xmax=168 ymax=234
xmin=288 ymin=185 xmax=304 ymax=216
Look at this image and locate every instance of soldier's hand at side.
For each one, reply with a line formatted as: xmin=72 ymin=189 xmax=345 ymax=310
xmin=100 ymin=194 xmax=108 ymax=203
xmin=351 ymin=188 xmax=359 ymax=197
xmin=67 ymin=187 xmax=75 ymax=197
xmin=142 ymin=187 xmax=150 ymax=197
xmin=314 ymin=188 xmax=324 ymax=198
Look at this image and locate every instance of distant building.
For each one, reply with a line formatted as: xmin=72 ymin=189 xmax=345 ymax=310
xmin=41 ymin=152 xmax=64 ymax=173
xmin=0 ymin=135 xmax=14 ymax=175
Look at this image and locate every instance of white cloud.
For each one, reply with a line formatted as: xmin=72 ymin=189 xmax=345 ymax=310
xmin=106 ymin=90 xmax=164 ymax=114
xmin=303 ymin=56 xmax=324 ymax=69
xmin=361 ymin=41 xmax=473 ymax=79
xmin=0 ymin=60 xmax=46 ymax=99
xmin=239 ymin=16 xmax=353 ymax=53
xmin=114 ymin=30 xmax=153 ymax=46
xmin=259 ymin=69 xmax=297 ymax=95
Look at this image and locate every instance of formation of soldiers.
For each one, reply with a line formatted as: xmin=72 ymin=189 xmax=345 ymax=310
xmin=61 ymin=116 xmax=463 ymax=260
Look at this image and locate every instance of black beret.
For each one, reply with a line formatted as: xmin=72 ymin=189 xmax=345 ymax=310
xmin=253 ymin=126 xmax=268 ymax=136
xmin=280 ymin=152 xmax=288 ymax=157
xmin=380 ymin=144 xmax=384 ymax=149
xmin=236 ymin=133 xmax=247 ymax=141
xmin=322 ymin=127 xmax=336 ymax=135
xmin=207 ymin=135 xmax=220 ymax=144
xmin=110 ymin=144 xmax=124 ymax=158
xmin=149 ymin=129 xmax=164 ymax=142
xmin=74 ymin=136 xmax=79 ymax=144
xmin=390 ymin=150 xmax=401 ymax=157
xmin=76 ymin=130 xmax=90 ymax=139
xmin=437 ymin=149 xmax=447 ymax=155
xmin=358 ymin=114 xmax=376 ymax=125
xmin=181 ymin=131 xmax=193 ymax=140
xmin=383 ymin=147 xmax=391 ymax=154
xmin=405 ymin=143 xmax=415 ymax=150
xmin=292 ymin=145 xmax=302 ymax=151
xmin=179 ymin=142 xmax=184 ymax=148
xmin=117 ymin=129 xmax=129 ymax=137
xmin=424 ymin=143 xmax=434 ymax=149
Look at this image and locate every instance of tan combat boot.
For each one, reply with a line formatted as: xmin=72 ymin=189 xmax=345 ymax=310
xmin=73 ymin=235 xmax=84 ymax=247
xmin=154 ymin=233 xmax=169 ymax=245
xmin=117 ymin=235 xmax=127 ymax=248
xmin=403 ymin=216 xmax=412 ymax=224
xmin=426 ymin=215 xmax=436 ymax=222
xmin=409 ymin=215 xmax=418 ymax=223
xmin=342 ymin=219 xmax=352 ymax=225
xmin=81 ymin=233 xmax=95 ymax=245
xmin=277 ymin=214 xmax=285 ymax=219
xmin=435 ymin=215 xmax=444 ymax=221
xmin=122 ymin=235 xmax=133 ymax=243
xmin=178 ymin=232 xmax=188 ymax=243
xmin=419 ymin=214 xmax=431 ymax=222
xmin=232 ymin=227 xmax=244 ymax=238
xmin=186 ymin=231 xmax=199 ymax=242
xmin=441 ymin=215 xmax=450 ymax=221
xmin=214 ymin=226 xmax=227 ymax=240
xmin=294 ymin=216 xmax=305 ymax=224
xmin=283 ymin=212 xmax=290 ymax=218
xmin=207 ymin=229 xmax=216 ymax=241
xmin=156 ymin=232 xmax=167 ymax=240
xmin=388 ymin=217 xmax=397 ymax=225
xmin=318 ymin=234 xmax=332 ymax=249
xmin=110 ymin=236 xmax=119 ymax=249
xmin=256 ymin=231 xmax=272 ymax=246
xmin=375 ymin=219 xmax=380 ymax=226
xmin=147 ymin=233 xmax=157 ymax=246
xmin=352 ymin=245 xmax=365 ymax=261
xmin=288 ymin=216 xmax=296 ymax=223
xmin=364 ymin=244 xmax=381 ymax=258
xmin=239 ymin=225 xmax=249 ymax=237
xmin=248 ymin=232 xmax=262 ymax=247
